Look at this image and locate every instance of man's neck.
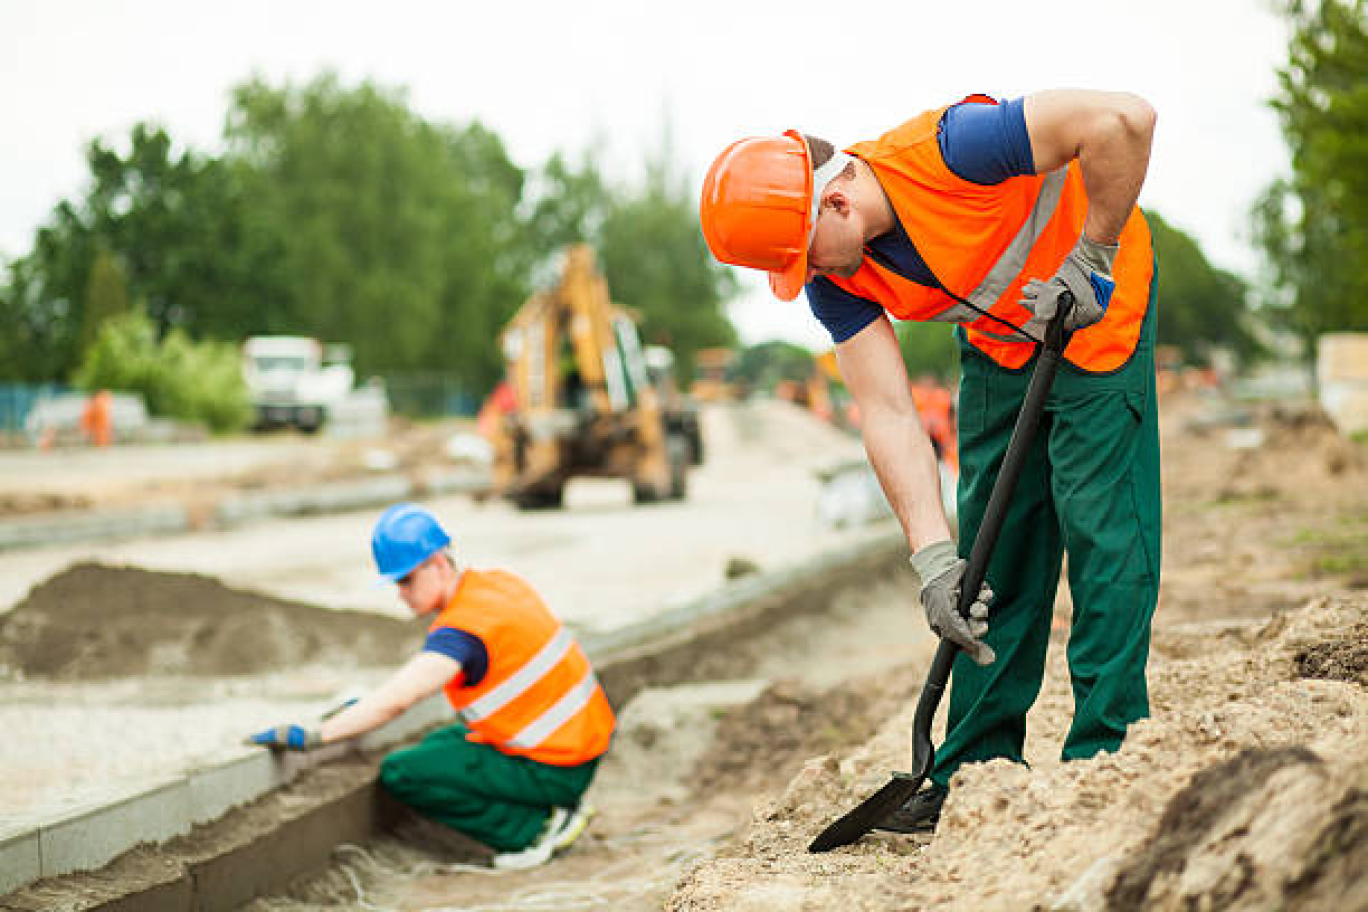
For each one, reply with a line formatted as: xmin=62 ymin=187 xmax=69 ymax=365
xmin=856 ymin=158 xmax=898 ymax=241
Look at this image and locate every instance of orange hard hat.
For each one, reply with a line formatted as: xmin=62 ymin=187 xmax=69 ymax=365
xmin=700 ymin=130 xmax=813 ymax=302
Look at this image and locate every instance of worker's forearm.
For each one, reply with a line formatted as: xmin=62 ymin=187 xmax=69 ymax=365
xmin=319 ymin=696 xmax=403 ymax=743
xmin=861 ymin=413 xmax=954 ymax=551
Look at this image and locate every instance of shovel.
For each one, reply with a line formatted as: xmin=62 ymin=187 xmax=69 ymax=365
xmin=808 ymin=291 xmax=1075 ymax=853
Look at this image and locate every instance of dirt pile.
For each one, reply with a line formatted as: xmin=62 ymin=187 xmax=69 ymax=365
xmin=0 ymin=562 xmax=418 ymax=679
xmin=666 ymin=593 xmax=1368 ymax=912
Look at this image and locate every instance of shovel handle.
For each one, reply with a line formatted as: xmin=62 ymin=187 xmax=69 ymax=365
xmin=909 ymin=291 xmax=1075 ymax=776
xmin=808 ymin=292 xmax=1076 ymax=851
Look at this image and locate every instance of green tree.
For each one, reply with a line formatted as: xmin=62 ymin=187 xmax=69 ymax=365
xmin=0 ymin=253 xmax=74 ymax=383
xmin=75 ymin=307 xmax=250 ymax=432
xmin=0 ymin=124 xmax=279 ymax=382
xmin=79 ymin=249 xmax=132 ymax=357
xmin=734 ymin=340 xmax=815 ymax=392
xmin=597 ymin=173 xmax=738 ymax=381
xmin=1253 ymin=0 xmax=1368 ymax=362
xmin=896 ymin=322 xmax=959 ymax=381
xmin=1147 ymin=210 xmax=1261 ymax=365
xmin=225 ymin=74 xmax=530 ymax=391
xmin=523 ymin=134 xmax=738 ymax=382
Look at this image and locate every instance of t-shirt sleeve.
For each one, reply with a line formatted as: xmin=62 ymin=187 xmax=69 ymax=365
xmin=806 ymin=276 xmax=885 ymax=344
xmin=937 ymin=96 xmax=1036 ymax=185
xmin=422 ymin=627 xmax=489 ymax=687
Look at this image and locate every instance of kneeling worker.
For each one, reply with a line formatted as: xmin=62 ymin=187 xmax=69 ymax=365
xmin=247 ymin=503 xmax=615 ymax=869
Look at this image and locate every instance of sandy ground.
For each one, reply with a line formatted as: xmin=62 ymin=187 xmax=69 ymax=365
xmin=2 ymin=392 xmax=1364 ymax=911
xmin=0 ymin=401 xmax=870 ymax=825
xmin=244 ymin=391 xmax=1366 ymax=912
xmin=659 ymin=394 xmax=1368 ymax=912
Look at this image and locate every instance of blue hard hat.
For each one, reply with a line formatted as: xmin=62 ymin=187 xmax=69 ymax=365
xmin=371 ymin=503 xmax=452 ymax=582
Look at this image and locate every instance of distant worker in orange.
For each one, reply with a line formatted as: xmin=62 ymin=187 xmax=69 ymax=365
xmin=908 ymin=374 xmax=957 ymax=471
xmin=247 ymin=504 xmax=615 ymax=869
xmin=80 ymin=390 xmax=112 ymax=447
xmin=700 ymin=89 xmax=1161 ymax=832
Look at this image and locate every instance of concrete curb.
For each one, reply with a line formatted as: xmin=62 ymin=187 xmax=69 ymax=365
xmin=0 ymin=469 xmax=491 ymax=553
xmin=0 ymin=690 xmax=455 ymax=896
xmin=0 ymin=522 xmax=905 ymax=906
xmin=0 ymin=504 xmax=190 ymax=551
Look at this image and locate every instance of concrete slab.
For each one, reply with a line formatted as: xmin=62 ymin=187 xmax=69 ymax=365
xmin=185 ymin=752 xmax=275 ymax=826
xmin=37 ymin=778 xmax=188 ymax=879
xmin=0 ymin=827 xmax=41 ymax=896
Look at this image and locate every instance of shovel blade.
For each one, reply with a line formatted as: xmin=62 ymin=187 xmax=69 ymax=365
xmin=807 ymin=771 xmax=924 ymax=853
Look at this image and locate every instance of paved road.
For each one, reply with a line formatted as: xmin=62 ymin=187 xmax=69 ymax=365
xmin=0 ymin=403 xmax=877 ymax=634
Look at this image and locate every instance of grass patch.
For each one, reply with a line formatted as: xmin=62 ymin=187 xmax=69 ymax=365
xmin=1288 ymin=509 xmax=1368 ymax=582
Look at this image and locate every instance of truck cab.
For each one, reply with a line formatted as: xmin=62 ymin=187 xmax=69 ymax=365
xmin=241 ymin=336 xmax=354 ymax=433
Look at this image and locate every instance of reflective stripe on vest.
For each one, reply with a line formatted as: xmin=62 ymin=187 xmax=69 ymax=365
xmin=432 ymin=568 xmax=616 ymax=765
xmin=920 ymin=168 xmax=1067 ymax=333
xmin=505 ymin=669 xmax=601 ymax=749
xmin=463 ymin=626 xmax=573 ymax=723
xmin=962 ymin=169 xmax=1068 ymax=321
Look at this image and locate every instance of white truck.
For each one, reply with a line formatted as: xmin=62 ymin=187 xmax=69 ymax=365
xmin=241 ymin=336 xmax=355 ymax=433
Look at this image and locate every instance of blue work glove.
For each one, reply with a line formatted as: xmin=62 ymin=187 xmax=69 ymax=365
xmin=246 ymin=724 xmax=322 ymax=751
xmin=1019 ymin=235 xmax=1118 ymax=336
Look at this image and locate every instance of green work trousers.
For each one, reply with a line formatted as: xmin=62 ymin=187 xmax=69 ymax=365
xmin=379 ymin=723 xmax=600 ymax=852
xmin=931 ymin=287 xmax=1161 ymax=788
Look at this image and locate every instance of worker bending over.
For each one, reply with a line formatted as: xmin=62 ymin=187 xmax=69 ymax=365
xmin=700 ymin=90 xmax=1160 ymax=831
xmin=248 ymin=503 xmax=615 ymax=869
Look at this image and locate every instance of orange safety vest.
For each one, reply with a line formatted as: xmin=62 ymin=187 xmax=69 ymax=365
xmin=430 ymin=569 xmax=616 ymax=766
xmin=834 ymin=96 xmax=1154 ymax=372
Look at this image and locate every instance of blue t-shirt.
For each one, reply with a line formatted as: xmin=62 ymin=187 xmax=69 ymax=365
xmin=807 ymin=96 xmax=1036 ymax=344
xmin=423 ymin=627 xmax=489 ymax=687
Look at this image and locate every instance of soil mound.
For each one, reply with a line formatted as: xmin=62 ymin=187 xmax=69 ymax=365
xmin=666 ymin=593 xmax=1368 ymax=912
xmin=0 ymin=562 xmax=417 ymax=679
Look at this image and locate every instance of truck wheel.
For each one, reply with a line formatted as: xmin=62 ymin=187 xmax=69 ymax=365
xmin=513 ymin=485 xmax=563 ymax=510
xmin=688 ymin=425 xmax=704 ymax=466
xmin=632 ymin=481 xmax=660 ymax=505
xmin=295 ymin=407 xmax=323 ymax=434
xmin=666 ymin=433 xmax=690 ymax=500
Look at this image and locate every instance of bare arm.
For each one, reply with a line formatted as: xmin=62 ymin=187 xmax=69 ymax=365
xmin=1023 ymin=90 xmax=1157 ymax=244
xmin=319 ymin=651 xmax=460 ymax=742
xmin=836 ymin=316 xmax=953 ymax=551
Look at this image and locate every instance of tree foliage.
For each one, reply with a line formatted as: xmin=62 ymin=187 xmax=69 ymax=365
xmin=224 ymin=74 xmax=531 ymax=391
xmin=0 ymin=124 xmax=273 ymax=382
xmin=896 ymin=322 xmax=959 ymax=382
xmin=1147 ymin=210 xmax=1261 ymax=365
xmin=1 ymin=72 xmax=740 ymax=402
xmin=1253 ymin=0 xmax=1368 ymax=357
xmin=522 ymin=141 xmax=738 ymax=382
xmin=75 ymin=308 xmax=250 ymax=432
xmin=733 ymin=340 xmax=815 ymax=392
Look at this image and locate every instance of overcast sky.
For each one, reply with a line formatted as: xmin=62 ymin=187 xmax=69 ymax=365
xmin=1 ymin=0 xmax=1290 ymax=347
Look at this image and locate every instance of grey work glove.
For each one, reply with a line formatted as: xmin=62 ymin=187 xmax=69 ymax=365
xmin=909 ymin=539 xmax=996 ymax=666
xmin=1018 ymin=235 xmax=1119 ymax=337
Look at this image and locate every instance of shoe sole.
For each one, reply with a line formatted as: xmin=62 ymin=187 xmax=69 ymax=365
xmin=553 ymin=805 xmax=595 ymax=852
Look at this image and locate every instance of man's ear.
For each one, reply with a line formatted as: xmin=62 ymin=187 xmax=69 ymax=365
xmin=824 ymin=186 xmax=853 ymax=217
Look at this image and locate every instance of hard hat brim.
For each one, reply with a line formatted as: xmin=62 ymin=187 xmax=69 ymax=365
xmin=769 ymin=255 xmax=807 ymax=302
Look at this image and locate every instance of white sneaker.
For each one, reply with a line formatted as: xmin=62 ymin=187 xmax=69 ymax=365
xmin=492 ymin=808 xmax=569 ymax=870
xmin=553 ymin=803 xmax=594 ymax=851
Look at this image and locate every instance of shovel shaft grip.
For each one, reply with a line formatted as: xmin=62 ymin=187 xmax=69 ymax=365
xmin=909 ymin=291 xmax=1075 ymax=777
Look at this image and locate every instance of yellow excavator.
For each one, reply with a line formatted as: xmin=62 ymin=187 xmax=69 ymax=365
xmin=486 ymin=245 xmax=701 ymax=509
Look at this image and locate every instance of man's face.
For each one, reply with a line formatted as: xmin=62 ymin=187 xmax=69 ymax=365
xmin=396 ymin=556 xmax=444 ymax=617
xmin=805 ymin=196 xmax=865 ymax=283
